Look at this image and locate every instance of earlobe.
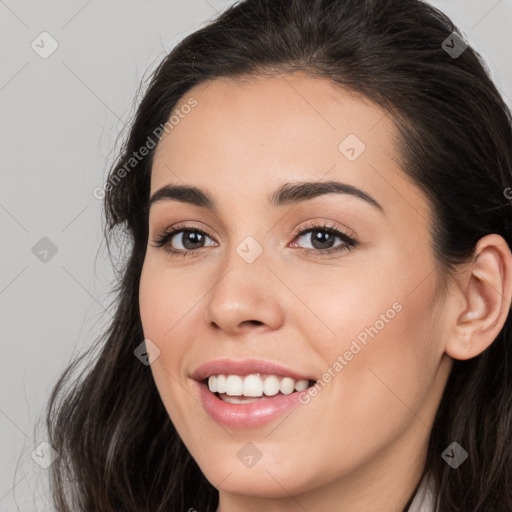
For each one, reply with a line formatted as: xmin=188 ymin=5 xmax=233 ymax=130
xmin=445 ymin=234 xmax=512 ymax=361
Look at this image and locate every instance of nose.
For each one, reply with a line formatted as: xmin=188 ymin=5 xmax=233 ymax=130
xmin=203 ymin=254 xmax=285 ymax=335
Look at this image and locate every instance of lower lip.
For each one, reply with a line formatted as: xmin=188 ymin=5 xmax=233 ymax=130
xmin=195 ymin=381 xmax=309 ymax=428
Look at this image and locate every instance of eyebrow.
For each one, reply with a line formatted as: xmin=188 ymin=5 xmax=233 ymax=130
xmin=148 ymin=180 xmax=384 ymax=213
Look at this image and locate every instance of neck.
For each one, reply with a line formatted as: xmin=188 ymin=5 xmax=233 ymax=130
xmin=217 ymin=420 xmax=430 ymax=512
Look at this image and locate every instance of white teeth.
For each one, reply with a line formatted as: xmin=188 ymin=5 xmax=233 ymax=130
xmin=262 ymin=375 xmax=280 ymax=396
xmin=225 ymin=375 xmax=243 ymax=396
xmin=206 ymin=373 xmax=312 ymax=398
xmin=222 ymin=395 xmax=262 ymax=404
xmin=208 ymin=375 xmax=217 ymax=393
xmin=294 ymin=379 xmax=309 ymax=391
xmin=216 ymin=374 xmax=226 ymax=394
xmin=242 ymin=374 xmax=263 ymax=397
xmin=279 ymin=377 xmax=295 ymax=395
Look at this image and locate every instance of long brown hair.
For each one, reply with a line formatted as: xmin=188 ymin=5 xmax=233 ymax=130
xmin=44 ymin=0 xmax=512 ymax=510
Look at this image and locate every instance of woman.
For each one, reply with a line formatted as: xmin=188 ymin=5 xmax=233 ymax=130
xmin=44 ymin=0 xmax=512 ymax=510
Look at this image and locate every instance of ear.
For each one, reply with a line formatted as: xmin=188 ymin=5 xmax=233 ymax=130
xmin=445 ymin=234 xmax=512 ymax=361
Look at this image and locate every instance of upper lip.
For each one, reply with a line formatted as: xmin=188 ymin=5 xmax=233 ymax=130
xmin=191 ymin=358 xmax=317 ymax=382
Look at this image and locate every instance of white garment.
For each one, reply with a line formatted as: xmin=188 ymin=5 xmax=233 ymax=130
xmin=407 ymin=471 xmax=439 ymax=512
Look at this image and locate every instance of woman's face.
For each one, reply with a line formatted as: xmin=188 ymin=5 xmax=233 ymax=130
xmin=139 ymin=73 xmax=454 ymax=507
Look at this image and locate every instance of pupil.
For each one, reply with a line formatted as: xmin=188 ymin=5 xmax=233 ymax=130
xmin=183 ymin=231 xmax=204 ymax=250
xmin=312 ymin=230 xmax=334 ymax=249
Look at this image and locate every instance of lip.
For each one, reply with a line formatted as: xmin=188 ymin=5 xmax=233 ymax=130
xmin=190 ymin=357 xmax=316 ymax=382
xmin=194 ymin=380 xmax=311 ymax=428
xmin=190 ymin=358 xmax=317 ymax=429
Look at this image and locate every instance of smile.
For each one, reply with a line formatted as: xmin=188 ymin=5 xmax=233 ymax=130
xmin=191 ymin=358 xmax=318 ymax=428
xmin=206 ymin=373 xmax=315 ymax=402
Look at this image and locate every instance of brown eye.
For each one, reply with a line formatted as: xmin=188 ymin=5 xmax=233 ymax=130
xmin=299 ymin=229 xmax=338 ymax=250
xmin=291 ymin=223 xmax=357 ymax=256
xmin=171 ymin=230 xmax=208 ymax=250
xmin=152 ymin=226 xmax=217 ymax=255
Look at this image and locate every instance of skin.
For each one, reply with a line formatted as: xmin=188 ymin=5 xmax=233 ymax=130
xmin=138 ymin=72 xmax=512 ymax=512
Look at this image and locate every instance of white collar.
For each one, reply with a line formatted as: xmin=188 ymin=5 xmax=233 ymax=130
xmin=407 ymin=471 xmax=439 ymax=512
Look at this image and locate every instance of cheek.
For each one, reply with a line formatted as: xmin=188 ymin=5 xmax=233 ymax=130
xmin=291 ymin=263 xmax=404 ymax=361
xmin=298 ymin=263 xmax=442 ymax=422
xmin=138 ymin=261 xmax=201 ymax=434
xmin=328 ymin=280 xmax=442 ymax=431
xmin=138 ymin=261 xmax=197 ymax=401
xmin=139 ymin=260 xmax=199 ymax=343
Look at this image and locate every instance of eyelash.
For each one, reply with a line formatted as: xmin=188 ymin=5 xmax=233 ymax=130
xmin=151 ymin=221 xmax=358 ymax=258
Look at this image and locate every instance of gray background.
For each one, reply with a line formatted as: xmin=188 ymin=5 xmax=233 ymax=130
xmin=1 ymin=1 xmax=511 ymax=510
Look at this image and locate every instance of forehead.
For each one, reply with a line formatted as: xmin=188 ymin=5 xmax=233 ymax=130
xmin=150 ymin=72 xmax=426 ymax=218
